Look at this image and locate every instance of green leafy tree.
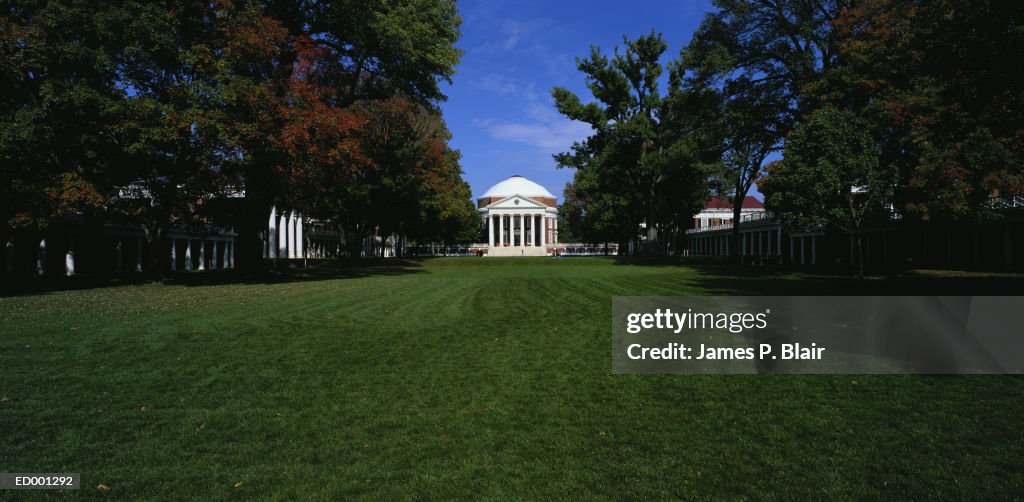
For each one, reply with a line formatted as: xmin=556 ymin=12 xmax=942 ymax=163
xmin=553 ymin=32 xmax=714 ymax=254
xmin=682 ymin=0 xmax=847 ymax=261
xmin=0 ymin=0 xmax=122 ymax=273
xmin=111 ymin=0 xmax=245 ymax=280
xmin=826 ymin=0 xmax=1024 ymax=221
xmin=761 ymin=107 xmax=895 ymax=276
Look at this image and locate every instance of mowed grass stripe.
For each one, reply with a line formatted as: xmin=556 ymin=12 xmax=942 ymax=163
xmin=1 ymin=257 xmax=1022 ymax=498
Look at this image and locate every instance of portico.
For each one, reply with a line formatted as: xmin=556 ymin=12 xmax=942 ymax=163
xmin=478 ymin=175 xmax=558 ymax=256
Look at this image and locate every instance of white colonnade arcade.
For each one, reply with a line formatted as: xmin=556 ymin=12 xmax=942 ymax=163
xmin=487 ymin=210 xmax=551 ymax=255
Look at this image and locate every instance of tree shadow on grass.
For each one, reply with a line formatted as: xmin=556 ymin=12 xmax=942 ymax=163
xmin=683 ymin=263 xmax=1024 ymax=296
xmin=0 ymin=258 xmax=429 ymax=297
xmin=607 ymin=255 xmax=1024 ymax=295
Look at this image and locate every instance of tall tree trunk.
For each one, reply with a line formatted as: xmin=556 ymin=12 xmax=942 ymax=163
xmin=148 ymin=226 xmax=165 ymax=283
xmin=856 ymin=229 xmax=865 ymax=279
xmin=236 ymin=198 xmax=271 ymax=273
xmin=141 ymin=218 xmax=167 ymax=283
xmin=731 ymin=183 xmax=746 ymax=266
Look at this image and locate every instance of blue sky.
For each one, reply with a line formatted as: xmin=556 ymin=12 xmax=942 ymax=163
xmin=439 ymin=0 xmax=717 ymax=202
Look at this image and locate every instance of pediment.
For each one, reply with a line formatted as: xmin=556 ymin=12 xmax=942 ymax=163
xmin=487 ymin=194 xmax=546 ymax=210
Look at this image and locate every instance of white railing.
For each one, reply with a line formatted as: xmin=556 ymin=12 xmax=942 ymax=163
xmin=989 ymin=195 xmax=1024 ymax=209
xmin=687 ymin=211 xmax=778 ymax=234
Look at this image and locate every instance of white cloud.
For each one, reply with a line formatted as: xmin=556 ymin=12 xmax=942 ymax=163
xmin=475 ymin=114 xmax=591 ymax=151
xmin=500 ymin=20 xmax=529 ymax=50
xmin=470 ymin=18 xmax=546 ymax=55
xmin=469 ymin=74 xmax=537 ymax=99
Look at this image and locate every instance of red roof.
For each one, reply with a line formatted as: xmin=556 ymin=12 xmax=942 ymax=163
xmin=705 ymin=196 xmax=764 ymax=210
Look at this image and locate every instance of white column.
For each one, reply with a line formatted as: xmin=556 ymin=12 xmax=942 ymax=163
xmin=499 ymin=214 xmax=505 ymax=246
xmin=185 ymin=240 xmax=193 ymax=270
xmin=519 ymin=214 xmax=526 ymax=247
xmin=210 ymin=241 xmax=218 ymax=270
xmin=488 ymin=215 xmax=495 ymax=248
xmin=777 ymin=227 xmax=782 ymax=255
xmin=527 ymin=214 xmax=532 ymax=246
xmin=293 ymin=212 xmax=300 ymax=258
xmin=539 ymin=213 xmax=546 ymax=249
xmin=536 ymin=215 xmax=544 ymax=247
xmin=170 ymin=239 xmax=177 ymax=272
xmin=136 ymin=238 xmax=143 ymax=272
xmin=800 ymin=237 xmax=806 ymax=265
xmin=288 ymin=211 xmax=297 ymax=258
xmin=297 ymin=214 xmax=304 ymax=258
xmin=268 ymin=207 xmax=278 ymax=259
xmin=198 ymin=240 xmax=206 ymax=270
xmin=278 ymin=214 xmax=287 ymax=258
xmin=285 ymin=212 xmax=292 ymax=258
xmin=554 ymin=215 xmax=558 ymax=245
xmin=228 ymin=241 xmax=235 ymax=268
xmin=36 ymin=238 xmax=46 ymax=276
xmin=65 ymin=237 xmax=75 ymax=276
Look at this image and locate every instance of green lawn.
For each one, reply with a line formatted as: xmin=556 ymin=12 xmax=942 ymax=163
xmin=2 ymin=257 xmax=1023 ymax=498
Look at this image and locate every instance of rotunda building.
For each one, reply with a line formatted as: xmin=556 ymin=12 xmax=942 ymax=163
xmin=478 ymin=175 xmax=558 ymax=256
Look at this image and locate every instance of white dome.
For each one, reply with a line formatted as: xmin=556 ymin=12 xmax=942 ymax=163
xmin=479 ymin=175 xmax=555 ymax=199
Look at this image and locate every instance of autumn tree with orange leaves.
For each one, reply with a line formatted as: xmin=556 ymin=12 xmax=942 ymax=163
xmin=2 ymin=0 xmax=466 ymax=278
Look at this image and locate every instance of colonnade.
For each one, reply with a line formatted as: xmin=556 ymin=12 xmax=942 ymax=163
xmin=265 ymin=207 xmax=305 ymax=259
xmin=307 ymin=239 xmax=342 ymax=259
xmin=487 ymin=212 xmax=555 ymax=248
xmin=168 ymin=237 xmax=235 ymax=272
xmin=688 ymin=225 xmax=822 ymax=265
xmin=10 ymin=234 xmax=237 ymax=277
xmin=738 ymin=227 xmax=783 ymax=257
xmin=789 ymin=234 xmax=818 ymax=266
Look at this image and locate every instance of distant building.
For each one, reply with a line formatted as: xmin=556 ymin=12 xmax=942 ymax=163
xmin=477 ymin=175 xmax=558 ymax=256
xmin=692 ymin=196 xmax=765 ymax=230
xmin=685 ymin=194 xmax=1023 ymax=271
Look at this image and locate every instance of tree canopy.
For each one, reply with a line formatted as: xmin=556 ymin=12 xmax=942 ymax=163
xmin=553 ymin=32 xmax=719 ymax=252
xmin=1 ymin=0 xmax=472 ymax=276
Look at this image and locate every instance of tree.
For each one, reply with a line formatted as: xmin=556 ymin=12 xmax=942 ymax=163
xmin=826 ymin=0 xmax=1024 ymax=221
xmin=712 ymin=79 xmax=786 ymax=259
xmin=279 ymin=92 xmax=477 ymax=256
xmin=558 ymin=171 xmax=632 ymax=247
xmin=232 ymin=0 xmax=464 ymax=268
xmin=0 ymin=0 xmax=121 ymax=273
xmin=760 ymin=106 xmax=895 ymax=276
xmin=684 ymin=0 xmax=849 ymax=123
xmin=2 ymin=0 xmax=466 ymax=277
xmin=553 ymin=32 xmax=714 ymax=254
xmin=110 ymin=0 xmax=246 ymax=281
xmin=681 ymin=0 xmax=847 ymax=261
